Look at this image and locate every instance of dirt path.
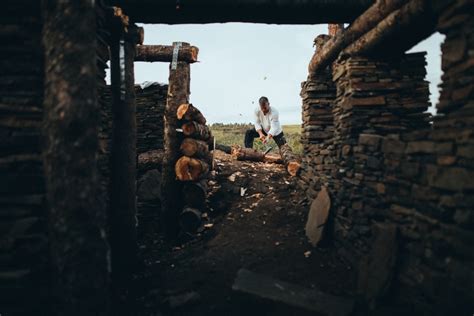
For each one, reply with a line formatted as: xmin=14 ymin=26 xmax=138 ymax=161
xmin=134 ymin=151 xmax=356 ymax=315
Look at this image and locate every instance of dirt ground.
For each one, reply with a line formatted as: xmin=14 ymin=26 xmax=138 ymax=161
xmin=133 ymin=150 xmax=357 ymax=315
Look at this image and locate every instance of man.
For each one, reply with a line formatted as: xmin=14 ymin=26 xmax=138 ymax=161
xmin=244 ymin=96 xmax=287 ymax=149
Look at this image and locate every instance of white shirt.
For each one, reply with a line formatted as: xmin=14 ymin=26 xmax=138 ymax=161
xmin=254 ymin=106 xmax=282 ymax=136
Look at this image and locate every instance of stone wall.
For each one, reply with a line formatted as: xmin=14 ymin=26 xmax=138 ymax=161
xmin=0 ymin=4 xmax=50 ymax=314
xmin=298 ymin=1 xmax=473 ymax=310
xmin=298 ymin=68 xmax=337 ymax=200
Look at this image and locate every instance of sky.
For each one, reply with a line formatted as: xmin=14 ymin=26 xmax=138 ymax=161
xmin=132 ymin=23 xmax=445 ymax=125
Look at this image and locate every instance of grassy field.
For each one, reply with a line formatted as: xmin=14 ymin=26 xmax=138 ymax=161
xmin=210 ymin=123 xmax=302 ymax=154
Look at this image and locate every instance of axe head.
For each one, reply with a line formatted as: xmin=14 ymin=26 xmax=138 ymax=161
xmin=263 ymin=146 xmax=273 ymax=155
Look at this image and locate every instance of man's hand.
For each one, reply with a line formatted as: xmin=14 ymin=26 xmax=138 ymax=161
xmin=257 ymin=130 xmax=266 ymax=142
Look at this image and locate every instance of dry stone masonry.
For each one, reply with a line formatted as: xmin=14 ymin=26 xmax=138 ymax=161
xmin=298 ymin=0 xmax=474 ymax=312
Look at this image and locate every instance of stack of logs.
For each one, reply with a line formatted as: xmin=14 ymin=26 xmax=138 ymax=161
xmin=174 ymin=103 xmax=213 ymax=232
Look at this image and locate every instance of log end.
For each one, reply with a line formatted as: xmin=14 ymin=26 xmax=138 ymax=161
xmin=177 ymin=103 xmax=190 ymax=120
xmin=180 ymin=207 xmax=202 ymax=233
xmin=180 ymin=138 xmax=197 ymax=157
xmin=181 ymin=122 xmax=195 ymax=136
xmin=287 ymin=161 xmax=301 ymax=177
xmin=175 ymin=156 xmax=209 ymax=181
xmin=191 ymin=46 xmax=199 ymax=62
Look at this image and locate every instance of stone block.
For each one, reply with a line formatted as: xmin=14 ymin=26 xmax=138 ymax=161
xmin=382 ymin=138 xmax=405 ymax=154
xmin=359 ymin=134 xmax=383 ymax=148
xmin=406 ymin=141 xmax=435 ymax=154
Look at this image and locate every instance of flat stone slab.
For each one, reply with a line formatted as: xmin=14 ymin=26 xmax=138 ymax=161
xmin=232 ymin=269 xmax=354 ymax=316
xmin=305 ymin=186 xmax=331 ymax=246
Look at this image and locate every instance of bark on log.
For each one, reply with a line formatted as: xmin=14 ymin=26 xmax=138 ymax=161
xmin=161 ymin=46 xmax=191 ymax=238
xmin=342 ymin=0 xmax=435 ymax=56
xmin=180 ymin=138 xmax=209 ymax=158
xmin=135 ymin=45 xmax=199 ymax=63
xmin=177 ymin=103 xmax=206 ymax=124
xmin=180 ymin=207 xmax=202 ymax=233
xmin=183 ymin=179 xmax=208 ymax=208
xmin=232 ymin=146 xmax=265 ymax=162
xmin=215 ymin=143 xmax=232 ymax=154
xmin=279 ymin=144 xmax=301 ymax=176
xmin=138 ymin=149 xmax=164 ymax=171
xmin=182 ymin=121 xmax=211 ymax=141
xmin=109 ymin=20 xmax=138 ymax=294
xmin=231 ymin=146 xmax=284 ymax=164
xmin=107 ymin=0 xmax=373 ymax=24
xmin=42 ymin=1 xmax=109 ymax=313
xmin=175 ymin=156 xmax=210 ymax=181
xmin=308 ymin=0 xmax=408 ymax=74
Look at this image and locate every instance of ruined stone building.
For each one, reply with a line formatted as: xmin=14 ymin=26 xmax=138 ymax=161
xmin=0 ymin=0 xmax=472 ymax=315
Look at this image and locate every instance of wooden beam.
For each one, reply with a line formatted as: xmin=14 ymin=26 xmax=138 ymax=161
xmin=342 ymin=0 xmax=436 ymax=56
xmin=106 ymin=0 xmax=374 ymax=24
xmin=42 ymin=0 xmax=109 ymax=314
xmin=135 ymin=45 xmax=199 ymax=63
xmin=161 ymin=43 xmax=191 ymax=238
xmin=308 ymin=0 xmax=408 ymax=75
xmin=109 ymin=17 xmax=139 ymax=300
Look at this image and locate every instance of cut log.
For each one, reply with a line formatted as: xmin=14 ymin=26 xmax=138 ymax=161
xmin=182 ymin=121 xmax=211 ymax=141
xmin=179 ymin=207 xmax=202 ymax=233
xmin=215 ymin=143 xmax=232 ymax=154
xmin=231 ymin=146 xmax=265 ymax=162
xmin=308 ymin=0 xmax=409 ymax=74
xmin=138 ymin=149 xmax=164 ymax=171
xmin=180 ymin=138 xmax=209 ymax=158
xmin=177 ymin=103 xmax=206 ymax=124
xmin=263 ymin=153 xmax=284 ymax=164
xmin=175 ymin=156 xmax=209 ymax=181
xmin=343 ymin=0 xmax=435 ymax=56
xmin=279 ymin=144 xmax=301 ymax=176
xmin=183 ymin=179 xmax=208 ymax=208
xmin=231 ymin=146 xmax=284 ymax=164
xmin=135 ymin=45 xmax=199 ymax=63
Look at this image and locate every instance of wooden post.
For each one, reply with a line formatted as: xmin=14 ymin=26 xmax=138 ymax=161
xmin=109 ymin=18 xmax=139 ymax=297
xmin=161 ymin=43 xmax=191 ymax=238
xmin=42 ymin=0 xmax=109 ymax=314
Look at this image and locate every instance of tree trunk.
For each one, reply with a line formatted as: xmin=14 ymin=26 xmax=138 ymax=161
xmin=175 ymin=156 xmax=210 ymax=181
xmin=279 ymin=144 xmax=301 ymax=176
xmin=108 ymin=0 xmax=373 ymax=24
xmin=135 ymin=44 xmax=199 ymax=63
xmin=308 ymin=0 xmax=408 ymax=74
xmin=161 ymin=45 xmax=191 ymax=238
xmin=109 ymin=17 xmax=139 ymax=304
xmin=179 ymin=207 xmax=202 ymax=233
xmin=183 ymin=179 xmax=208 ymax=208
xmin=182 ymin=121 xmax=211 ymax=141
xmin=180 ymin=138 xmax=209 ymax=157
xmin=342 ymin=0 xmax=435 ymax=56
xmin=177 ymin=103 xmax=207 ymax=124
xmin=42 ymin=1 xmax=109 ymax=314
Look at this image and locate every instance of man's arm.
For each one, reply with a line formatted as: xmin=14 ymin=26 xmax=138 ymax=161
xmin=267 ymin=109 xmax=281 ymax=139
xmin=254 ymin=110 xmax=265 ymax=141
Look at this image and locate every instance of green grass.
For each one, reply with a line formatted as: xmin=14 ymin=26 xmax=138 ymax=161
xmin=210 ymin=123 xmax=302 ymax=154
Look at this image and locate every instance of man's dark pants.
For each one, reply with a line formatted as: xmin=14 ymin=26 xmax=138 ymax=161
xmin=244 ymin=128 xmax=287 ymax=148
